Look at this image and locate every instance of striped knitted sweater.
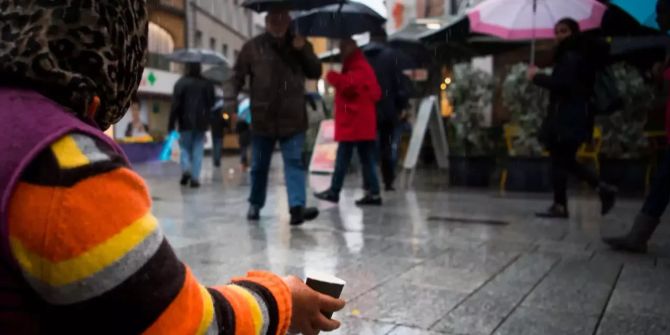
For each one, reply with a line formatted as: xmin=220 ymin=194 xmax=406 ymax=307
xmin=7 ymin=132 xmax=292 ymax=334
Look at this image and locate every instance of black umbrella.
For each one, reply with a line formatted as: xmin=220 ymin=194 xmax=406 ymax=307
xmin=166 ymin=49 xmax=229 ymax=65
xmin=242 ymin=0 xmax=344 ymax=12
xmin=202 ymin=65 xmax=232 ymax=83
xmin=293 ymin=2 xmax=386 ymax=38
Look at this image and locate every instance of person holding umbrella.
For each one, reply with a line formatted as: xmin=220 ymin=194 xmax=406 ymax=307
xmin=168 ymin=62 xmax=216 ymax=188
xmin=527 ymin=18 xmax=617 ymax=219
xmin=229 ymin=7 xmax=322 ymax=225
xmin=604 ymin=0 xmax=670 ymax=253
xmin=314 ymin=38 xmax=383 ymax=206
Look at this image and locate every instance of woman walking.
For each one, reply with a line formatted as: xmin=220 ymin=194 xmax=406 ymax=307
xmin=528 ymin=18 xmax=617 ymax=218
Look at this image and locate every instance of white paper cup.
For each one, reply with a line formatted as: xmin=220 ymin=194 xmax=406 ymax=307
xmin=305 ymin=272 xmax=346 ymax=319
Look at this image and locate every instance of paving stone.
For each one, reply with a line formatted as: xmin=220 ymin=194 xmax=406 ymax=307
xmin=521 ymin=260 xmax=620 ymax=316
xmin=329 ymin=317 xmax=395 ymax=335
xmin=595 ymin=312 xmax=670 ymax=335
xmin=607 ymin=265 xmax=670 ymax=318
xmin=348 ymin=281 xmax=466 ymax=329
xmin=388 ymin=326 xmax=449 ymax=335
xmin=431 ymin=291 xmax=518 ymax=335
xmin=493 ymin=307 xmax=599 ymax=335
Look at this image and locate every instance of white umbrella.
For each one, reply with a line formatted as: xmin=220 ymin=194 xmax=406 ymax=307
xmin=467 ymin=0 xmax=607 ymax=64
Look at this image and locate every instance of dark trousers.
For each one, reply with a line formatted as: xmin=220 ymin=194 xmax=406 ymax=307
xmin=550 ymin=143 xmax=600 ymax=206
xmin=378 ymin=121 xmax=396 ymax=188
xmin=642 ymin=149 xmax=670 ymax=219
xmin=331 ymin=141 xmax=380 ymax=195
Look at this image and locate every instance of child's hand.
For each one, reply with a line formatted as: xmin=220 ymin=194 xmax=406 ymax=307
xmin=283 ymin=276 xmax=346 ymax=335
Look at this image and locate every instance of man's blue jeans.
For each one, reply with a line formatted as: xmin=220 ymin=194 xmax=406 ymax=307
xmin=179 ymin=131 xmax=205 ymax=181
xmin=331 ymin=141 xmax=380 ymax=195
xmin=249 ymin=132 xmax=307 ymax=208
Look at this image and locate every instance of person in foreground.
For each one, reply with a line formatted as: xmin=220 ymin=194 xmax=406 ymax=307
xmin=527 ymin=17 xmax=617 ymax=219
xmin=314 ymin=38 xmax=383 ymax=206
xmin=603 ymin=0 xmax=670 ymax=253
xmin=229 ymin=8 xmax=322 ymax=225
xmin=0 ymin=1 xmax=345 ymax=334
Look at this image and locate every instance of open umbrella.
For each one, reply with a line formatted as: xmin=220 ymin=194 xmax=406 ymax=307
xmin=202 ymin=65 xmax=232 ymax=83
xmin=242 ymin=0 xmax=345 ymax=12
xmin=467 ymin=0 xmax=606 ymax=63
xmin=166 ymin=49 xmax=229 ymax=65
xmin=610 ymin=0 xmax=659 ymax=30
xmin=293 ymin=0 xmax=386 ymax=38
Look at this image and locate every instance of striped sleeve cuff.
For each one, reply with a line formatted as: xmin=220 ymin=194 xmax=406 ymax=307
xmin=213 ymin=271 xmax=292 ymax=335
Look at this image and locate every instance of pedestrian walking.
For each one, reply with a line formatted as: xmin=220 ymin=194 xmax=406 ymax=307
xmin=604 ymin=0 xmax=670 ymax=253
xmin=168 ymin=63 xmax=216 ymax=188
xmin=237 ymin=97 xmax=252 ymax=171
xmin=211 ymin=103 xmax=226 ymax=168
xmin=229 ymin=8 xmax=323 ymax=225
xmin=365 ymin=30 xmax=410 ymax=191
xmin=314 ymin=38 xmax=383 ymax=206
xmin=528 ymin=17 xmax=617 ymax=219
xmin=0 ymin=1 xmax=344 ymax=334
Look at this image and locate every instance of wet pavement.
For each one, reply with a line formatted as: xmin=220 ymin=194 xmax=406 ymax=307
xmin=136 ymin=155 xmax=670 ymax=335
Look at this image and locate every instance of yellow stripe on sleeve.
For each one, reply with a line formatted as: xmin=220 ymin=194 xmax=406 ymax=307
xmin=50 ymin=135 xmax=90 ymax=168
xmin=228 ymin=285 xmax=264 ymax=335
xmin=196 ymin=285 xmax=216 ymax=335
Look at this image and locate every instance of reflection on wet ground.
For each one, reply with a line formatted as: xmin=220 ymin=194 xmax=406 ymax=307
xmin=136 ymin=155 xmax=670 ymax=335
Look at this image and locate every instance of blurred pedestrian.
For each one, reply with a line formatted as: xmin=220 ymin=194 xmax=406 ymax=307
xmin=314 ymin=38 xmax=383 ymax=206
xmin=237 ymin=97 xmax=252 ymax=171
xmin=211 ymin=102 xmax=225 ymax=168
xmin=0 ymin=1 xmax=344 ymax=334
xmin=168 ymin=62 xmax=215 ymax=188
xmin=604 ymin=0 xmax=670 ymax=253
xmin=528 ymin=17 xmax=617 ymax=219
xmin=366 ymin=30 xmax=410 ymax=191
xmin=229 ymin=8 xmax=323 ymax=225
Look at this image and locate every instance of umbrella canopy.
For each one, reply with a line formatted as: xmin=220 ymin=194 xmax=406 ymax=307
xmin=202 ymin=65 xmax=232 ymax=83
xmin=293 ymin=0 xmax=386 ymax=38
xmin=241 ymin=0 xmax=344 ymax=13
xmin=166 ymin=49 xmax=229 ymax=65
xmin=467 ymin=0 xmax=607 ymax=40
xmin=610 ymin=0 xmax=659 ymax=30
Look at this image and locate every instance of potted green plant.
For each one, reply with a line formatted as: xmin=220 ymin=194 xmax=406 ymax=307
xmin=447 ymin=63 xmax=496 ymax=187
xmin=598 ymin=62 xmax=655 ymax=194
xmin=501 ymin=63 xmax=552 ymax=192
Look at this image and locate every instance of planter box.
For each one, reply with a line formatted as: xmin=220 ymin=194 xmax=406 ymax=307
xmin=600 ymin=158 xmax=647 ymax=194
xmin=505 ymin=157 xmax=552 ymax=192
xmin=449 ymin=156 xmax=495 ymax=187
xmin=119 ymin=142 xmax=165 ymax=164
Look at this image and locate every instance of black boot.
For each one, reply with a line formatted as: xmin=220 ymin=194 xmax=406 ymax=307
xmin=290 ymin=206 xmax=319 ymax=225
xmin=603 ymin=213 xmax=659 ymax=253
xmin=180 ymin=173 xmax=191 ymax=186
xmin=355 ymin=194 xmax=382 ymax=206
xmin=535 ymin=204 xmax=569 ymax=219
xmin=247 ymin=205 xmax=261 ymax=221
xmin=314 ymin=190 xmax=339 ymax=203
xmin=190 ymin=180 xmax=201 ymax=188
xmin=599 ymin=183 xmax=617 ymax=215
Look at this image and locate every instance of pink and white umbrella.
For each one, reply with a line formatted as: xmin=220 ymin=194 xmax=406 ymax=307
xmin=467 ymin=0 xmax=607 ymax=63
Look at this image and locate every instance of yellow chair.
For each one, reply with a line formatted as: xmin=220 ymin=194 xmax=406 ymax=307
xmin=499 ymin=124 xmax=520 ymax=194
xmin=577 ymin=126 xmax=603 ymax=174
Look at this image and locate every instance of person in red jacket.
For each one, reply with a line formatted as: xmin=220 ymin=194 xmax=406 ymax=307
xmin=315 ymin=38 xmax=383 ymax=206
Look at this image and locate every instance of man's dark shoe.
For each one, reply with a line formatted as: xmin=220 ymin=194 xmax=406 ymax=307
xmin=247 ymin=205 xmax=261 ymax=221
xmin=355 ymin=194 xmax=382 ymax=206
xmin=180 ymin=173 xmax=191 ymax=186
xmin=314 ymin=190 xmax=339 ymax=203
xmin=290 ymin=206 xmax=319 ymax=226
xmin=599 ymin=183 xmax=617 ymax=215
xmin=535 ymin=204 xmax=569 ymax=219
xmin=385 ymin=185 xmax=396 ymax=192
xmin=603 ymin=213 xmax=659 ymax=253
xmin=190 ymin=180 xmax=201 ymax=188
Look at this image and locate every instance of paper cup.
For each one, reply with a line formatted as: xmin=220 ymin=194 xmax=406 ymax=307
xmin=305 ymin=272 xmax=346 ymax=319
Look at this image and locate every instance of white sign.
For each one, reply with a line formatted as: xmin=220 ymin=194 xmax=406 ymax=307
xmin=137 ymin=68 xmax=182 ymax=96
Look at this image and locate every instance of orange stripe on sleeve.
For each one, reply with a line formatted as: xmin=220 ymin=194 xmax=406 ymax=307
xmin=143 ymin=267 xmax=206 ymax=335
xmin=8 ymin=168 xmax=151 ymax=261
xmin=232 ymin=271 xmax=293 ymax=335
xmin=216 ymin=286 xmax=257 ymax=335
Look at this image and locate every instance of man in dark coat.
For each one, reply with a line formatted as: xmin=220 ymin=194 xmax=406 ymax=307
xmin=169 ymin=63 xmax=215 ymax=188
xmin=365 ymin=31 xmax=410 ymax=191
xmin=229 ymin=8 xmax=322 ymax=225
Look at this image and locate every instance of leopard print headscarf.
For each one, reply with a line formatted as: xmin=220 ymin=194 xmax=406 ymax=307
xmin=0 ymin=0 xmax=148 ymax=130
